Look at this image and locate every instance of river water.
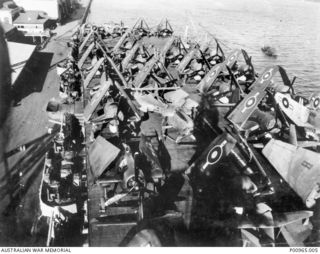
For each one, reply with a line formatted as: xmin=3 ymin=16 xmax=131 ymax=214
xmin=88 ymin=0 xmax=320 ymax=97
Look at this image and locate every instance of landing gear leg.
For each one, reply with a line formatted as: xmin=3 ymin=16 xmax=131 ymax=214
xmin=306 ymin=199 xmax=320 ymax=246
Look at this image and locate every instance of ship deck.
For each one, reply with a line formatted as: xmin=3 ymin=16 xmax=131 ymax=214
xmin=0 ymin=0 xmax=316 ymax=247
xmin=0 ymin=1 xmax=90 ymax=245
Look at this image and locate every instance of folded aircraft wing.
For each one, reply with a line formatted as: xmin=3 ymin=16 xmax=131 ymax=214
xmin=88 ymin=136 xmax=120 ymax=179
xmin=263 ymin=138 xmax=320 ymax=206
xmin=274 ymin=92 xmax=312 ymax=128
xmin=176 ymin=47 xmax=197 ymax=74
xmin=84 ymin=72 xmax=111 ymax=122
xmin=225 ymin=49 xmax=242 ymax=68
xmin=121 ymin=42 xmax=141 ymax=69
xmin=113 ymin=29 xmax=132 ymax=53
xmin=239 ymin=210 xmax=313 ymax=229
xmin=78 ymin=42 xmax=95 ymax=69
xmin=227 ymin=66 xmax=279 ymax=129
xmin=84 ymin=57 xmax=105 ymax=88
xmin=196 ymin=63 xmax=224 ymax=93
xmin=133 ymin=55 xmax=159 ymax=88
xmin=194 ymin=133 xmax=237 ymax=175
xmin=160 ymin=36 xmax=176 ymax=63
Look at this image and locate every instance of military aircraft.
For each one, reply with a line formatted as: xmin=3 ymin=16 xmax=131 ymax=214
xmin=239 ymin=210 xmax=313 ymax=247
xmin=153 ymin=18 xmax=174 ymax=37
xmin=261 ymin=125 xmax=320 ymax=244
xmin=175 ymin=39 xmax=224 ymax=81
xmin=222 ymin=64 xmax=320 ymax=245
xmin=113 ymin=18 xmax=150 ymax=54
xmin=164 ymin=37 xmax=189 ymax=67
xmin=196 ymin=62 xmax=225 ymax=94
xmin=129 ymin=51 xmax=176 ymax=88
xmin=131 ymin=49 xmax=255 ymax=143
xmin=71 ymin=18 xmax=320 ymax=247
xmin=119 ymin=35 xmax=176 ymax=83
xmin=78 ymin=18 xmax=151 ymax=69
xmin=78 ymin=29 xmax=94 ymax=53
xmin=196 ymin=49 xmax=242 ymax=94
xmin=133 ymin=88 xmax=196 ymax=143
xmin=230 ymin=64 xmax=320 ymax=145
xmin=263 ymin=130 xmax=320 ymax=209
xmin=83 ymin=57 xmax=142 ymax=123
xmin=227 ymin=65 xmax=281 ymax=130
xmin=275 ymin=92 xmax=320 ymax=134
xmin=176 ymin=45 xmax=200 ymax=75
xmin=120 ymin=128 xmax=287 ymax=246
xmin=308 ymin=92 xmax=320 ymax=111
xmin=159 ymin=36 xmax=177 ymax=65
xmin=121 ymin=41 xmax=142 ymax=68
xmin=78 ymin=42 xmax=95 ymax=69
xmin=186 ymin=47 xmax=256 ymax=98
xmin=179 ymin=65 xmax=319 ymax=246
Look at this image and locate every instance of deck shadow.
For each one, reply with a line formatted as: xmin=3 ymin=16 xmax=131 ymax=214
xmin=0 ymin=133 xmax=54 ymax=205
xmin=12 ymin=51 xmax=54 ymax=105
xmin=0 ymin=137 xmax=50 ymax=246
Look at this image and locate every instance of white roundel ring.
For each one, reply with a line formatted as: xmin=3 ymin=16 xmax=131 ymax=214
xmin=210 ymin=69 xmax=217 ymax=77
xmin=245 ymin=96 xmax=256 ymax=108
xmin=263 ymin=72 xmax=271 ymax=80
xmin=206 ymin=145 xmax=223 ymax=165
xmin=227 ymin=55 xmax=235 ymax=66
xmin=282 ymin=97 xmax=289 ymax=108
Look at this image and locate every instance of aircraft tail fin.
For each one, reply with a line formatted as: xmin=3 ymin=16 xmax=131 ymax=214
xmin=239 ymin=210 xmax=313 ymax=229
xmin=215 ymin=38 xmax=225 ymax=61
xmin=279 ymin=66 xmax=294 ymax=94
xmin=241 ymin=49 xmax=255 ymax=77
xmin=262 ymin=139 xmax=295 ymax=179
xmin=289 ymin=124 xmax=298 ymax=146
xmin=226 ymin=65 xmax=244 ymax=96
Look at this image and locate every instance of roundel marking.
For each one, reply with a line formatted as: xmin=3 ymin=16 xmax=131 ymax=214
xmin=206 ymin=145 xmax=223 ymax=165
xmin=263 ymin=71 xmax=271 ymax=80
xmin=210 ymin=69 xmax=217 ymax=77
xmin=241 ymin=92 xmax=259 ymax=113
xmin=314 ymin=98 xmax=319 ymax=108
xmin=206 ymin=68 xmax=218 ymax=82
xmin=245 ymin=96 xmax=256 ymax=108
xmin=227 ymin=55 xmax=235 ymax=66
xmin=259 ymin=68 xmax=273 ymax=83
xmin=282 ymin=97 xmax=289 ymax=108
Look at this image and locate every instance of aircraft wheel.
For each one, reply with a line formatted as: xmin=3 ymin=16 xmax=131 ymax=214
xmin=121 ymin=220 xmax=176 ymax=247
xmin=126 ymin=229 xmax=162 ymax=247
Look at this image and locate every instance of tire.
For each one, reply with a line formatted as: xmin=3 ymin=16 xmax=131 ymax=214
xmin=126 ymin=229 xmax=162 ymax=247
xmin=120 ymin=220 xmax=176 ymax=247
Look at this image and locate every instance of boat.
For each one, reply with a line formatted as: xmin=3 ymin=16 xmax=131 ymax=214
xmin=261 ymin=45 xmax=277 ymax=57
